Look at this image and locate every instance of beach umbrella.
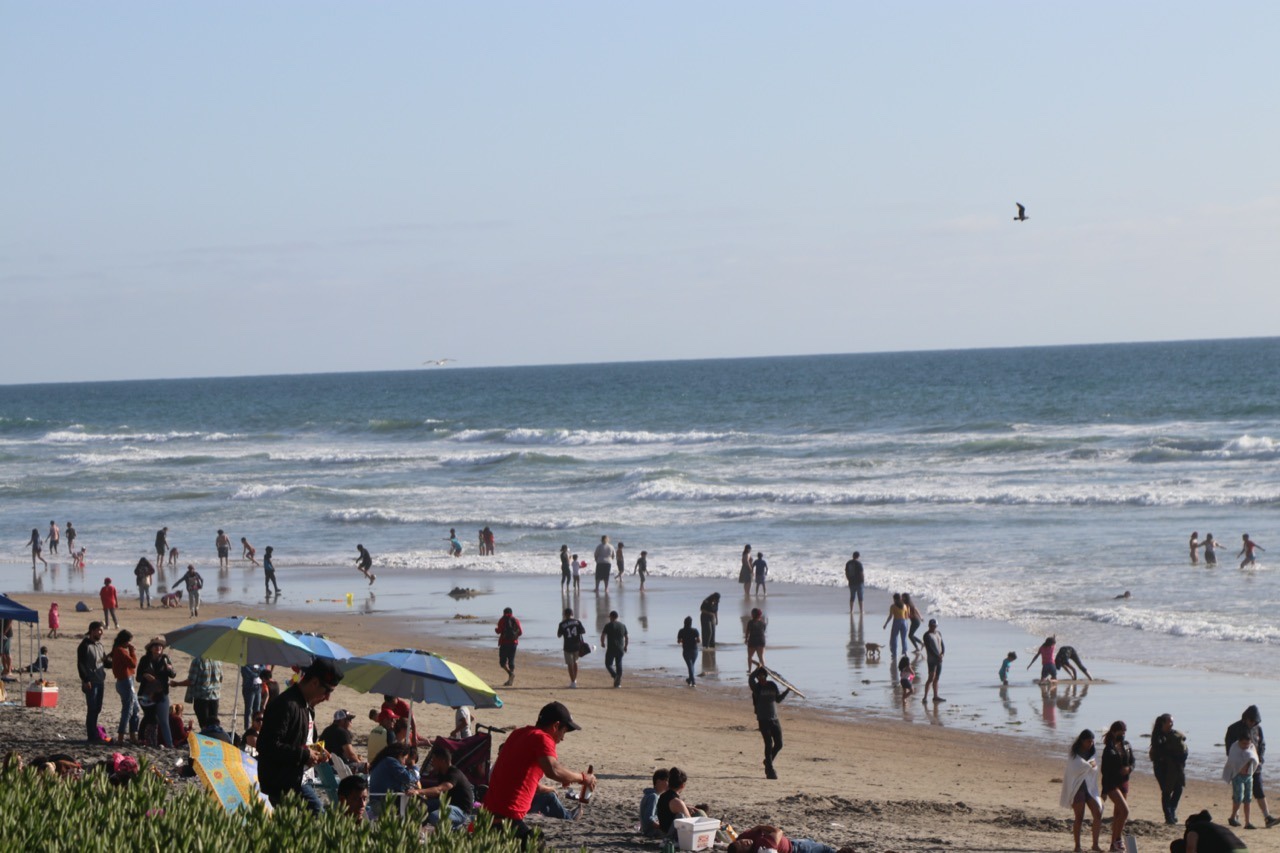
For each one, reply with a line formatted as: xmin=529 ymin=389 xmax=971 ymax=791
xmin=339 ymin=648 xmax=503 ymax=710
xmin=166 ymin=616 xmax=315 ymax=668
xmin=289 ymin=631 xmax=354 ymax=661
xmin=166 ymin=616 xmax=316 ymax=734
xmin=187 ymin=732 xmax=272 ymax=813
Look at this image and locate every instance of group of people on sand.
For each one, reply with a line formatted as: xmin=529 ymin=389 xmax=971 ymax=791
xmin=1189 ymin=531 xmax=1265 ymax=568
xmin=1062 ymin=704 xmax=1274 ymax=853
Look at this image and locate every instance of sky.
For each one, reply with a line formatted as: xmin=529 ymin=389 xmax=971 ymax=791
xmin=2 ymin=2 xmax=1278 ymax=384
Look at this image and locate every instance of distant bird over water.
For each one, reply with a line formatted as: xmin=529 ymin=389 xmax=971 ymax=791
xmin=1013 ymin=203 xmax=1028 ymax=222
xmin=422 ymin=358 xmax=456 ymax=367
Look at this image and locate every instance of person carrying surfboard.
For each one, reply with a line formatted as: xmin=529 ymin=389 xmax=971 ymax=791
xmin=749 ymin=667 xmax=790 ymax=780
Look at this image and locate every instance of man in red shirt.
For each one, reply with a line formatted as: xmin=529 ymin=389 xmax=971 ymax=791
xmin=496 ymin=607 xmax=522 ymax=687
xmin=484 ymin=702 xmax=597 ymax=839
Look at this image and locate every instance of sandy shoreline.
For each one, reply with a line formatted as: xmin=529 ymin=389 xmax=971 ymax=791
xmin=1 ymin=592 xmax=1274 ymax=852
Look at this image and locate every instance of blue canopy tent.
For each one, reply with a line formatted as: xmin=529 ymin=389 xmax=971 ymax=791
xmin=0 ymin=594 xmax=40 ymax=680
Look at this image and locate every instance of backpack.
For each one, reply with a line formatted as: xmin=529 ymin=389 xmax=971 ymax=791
xmin=501 ymin=618 xmax=519 ymax=643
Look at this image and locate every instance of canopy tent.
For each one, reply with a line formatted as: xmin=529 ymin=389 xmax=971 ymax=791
xmin=0 ymin=594 xmax=41 ymax=679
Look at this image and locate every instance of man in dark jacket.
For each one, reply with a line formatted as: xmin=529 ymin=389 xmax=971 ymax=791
xmin=1225 ymin=705 xmax=1279 ymax=828
xmin=76 ymin=622 xmax=107 ymax=743
xmin=749 ymin=667 xmax=790 ymax=780
xmin=257 ymin=658 xmax=342 ymax=811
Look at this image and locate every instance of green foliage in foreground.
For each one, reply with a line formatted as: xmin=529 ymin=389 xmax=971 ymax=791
xmin=0 ymin=764 xmax=572 ymax=852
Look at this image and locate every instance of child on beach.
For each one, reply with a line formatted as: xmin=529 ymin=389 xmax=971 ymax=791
xmin=1239 ymin=533 xmax=1265 ymax=569
xmin=1027 ymin=637 xmax=1057 ymax=683
xmin=241 ymin=537 xmax=259 ymax=566
xmin=73 ymin=548 xmax=86 ymax=569
xmin=999 ymin=651 xmax=1017 ymax=684
xmin=571 ymin=555 xmax=581 ymax=591
xmin=47 ymin=602 xmax=60 ymax=639
xmin=897 ymin=656 xmax=915 ymax=699
xmin=1224 ymin=731 xmax=1260 ymax=828
xmin=634 ymin=550 xmax=648 ymax=590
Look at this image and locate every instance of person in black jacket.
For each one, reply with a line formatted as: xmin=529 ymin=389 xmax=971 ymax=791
xmin=1225 ymin=705 xmax=1279 ymax=828
xmin=749 ymin=667 xmax=790 ymax=780
xmin=1169 ymin=809 xmax=1247 ymax=853
xmin=699 ymin=593 xmax=720 ymax=648
xmin=257 ymin=658 xmax=342 ymax=811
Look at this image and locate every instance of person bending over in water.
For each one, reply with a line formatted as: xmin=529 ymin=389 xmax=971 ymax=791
xmin=1055 ymin=645 xmax=1093 ymax=681
xmin=1239 ymin=534 xmax=1265 ymax=569
xmin=241 ymin=537 xmax=259 ymax=567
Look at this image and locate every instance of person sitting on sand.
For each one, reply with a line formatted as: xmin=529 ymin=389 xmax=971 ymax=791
xmin=639 ymin=768 xmax=670 ymax=838
xmin=729 ymin=824 xmax=842 ymax=853
xmin=656 ymin=767 xmax=710 ymax=838
xmin=1055 ymin=645 xmax=1093 ymax=681
xmin=1170 ymin=809 xmax=1247 ymax=853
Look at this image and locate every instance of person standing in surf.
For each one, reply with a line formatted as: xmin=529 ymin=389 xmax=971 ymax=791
xmin=27 ymin=528 xmax=47 ymax=569
xmin=46 ymin=520 xmax=61 ymax=556
xmin=558 ymin=545 xmax=571 ymax=589
xmin=593 ymin=535 xmax=614 ymax=594
xmin=1189 ymin=532 xmax=1200 ymax=565
xmin=1239 ymin=534 xmax=1265 ymax=568
xmin=752 ymin=551 xmax=768 ymax=596
xmin=263 ymin=545 xmax=280 ymax=595
xmin=845 ymin=551 xmax=864 ymax=614
xmin=634 ymin=549 xmax=648 ymax=589
xmin=745 ymin=607 xmax=768 ymax=672
xmin=1201 ymin=532 xmax=1224 ymax=565
xmin=738 ymin=545 xmax=753 ymax=596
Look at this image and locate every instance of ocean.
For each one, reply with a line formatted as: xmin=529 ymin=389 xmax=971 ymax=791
xmin=2 ymin=338 xmax=1278 ymax=772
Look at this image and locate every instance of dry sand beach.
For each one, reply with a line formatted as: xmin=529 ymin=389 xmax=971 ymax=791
xmin=2 ymin=593 xmax=1272 ymax=853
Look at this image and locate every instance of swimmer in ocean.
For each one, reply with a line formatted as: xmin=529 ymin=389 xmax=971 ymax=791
xmin=1239 ymin=533 xmax=1265 ymax=569
xmin=1189 ymin=531 xmax=1199 ymax=565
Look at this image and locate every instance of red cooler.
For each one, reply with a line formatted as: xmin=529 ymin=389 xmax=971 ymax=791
xmin=25 ymin=682 xmax=58 ymax=708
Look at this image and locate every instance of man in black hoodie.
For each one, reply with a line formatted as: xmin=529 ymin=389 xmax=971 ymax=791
xmin=257 ymin=658 xmax=342 ymax=811
xmin=1225 ymin=705 xmax=1279 ymax=828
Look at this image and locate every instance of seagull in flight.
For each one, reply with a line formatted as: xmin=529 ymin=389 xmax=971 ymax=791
xmin=1013 ymin=203 xmax=1028 ymax=222
xmin=422 ymin=358 xmax=456 ymax=367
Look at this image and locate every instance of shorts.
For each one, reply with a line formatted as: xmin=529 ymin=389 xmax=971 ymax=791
xmin=563 ymin=650 xmax=578 ymax=665
xmin=899 ymin=677 xmax=912 ymax=690
xmin=1 ymin=637 xmax=10 ymax=655
xmin=1252 ymin=769 xmax=1265 ymax=800
xmin=849 ymin=583 xmax=863 ymax=603
xmin=1040 ymin=663 xmax=1058 ymax=680
xmin=927 ymin=658 xmax=942 ymax=676
xmin=1233 ymin=774 xmax=1253 ymax=803
xmin=217 ymin=547 xmax=230 ymax=558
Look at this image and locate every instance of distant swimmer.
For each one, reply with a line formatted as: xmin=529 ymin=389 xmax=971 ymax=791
xmin=1114 ymin=590 xmax=1131 ymax=600
xmin=1200 ymin=532 xmax=1225 ymax=566
xmin=355 ymin=543 xmax=376 ymax=584
xmin=1054 ymin=645 xmax=1093 ymax=681
xmin=1239 ymin=534 xmax=1265 ymax=569
xmin=1189 ymin=531 xmax=1200 ymax=565
xmin=1013 ymin=202 xmax=1028 ymax=222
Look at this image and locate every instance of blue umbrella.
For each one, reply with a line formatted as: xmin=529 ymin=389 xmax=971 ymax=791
xmin=340 ymin=648 xmax=502 ymax=709
xmin=289 ymin=631 xmax=354 ymax=661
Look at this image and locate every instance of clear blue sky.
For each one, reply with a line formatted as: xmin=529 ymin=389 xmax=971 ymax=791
xmin=3 ymin=2 xmax=1277 ymax=383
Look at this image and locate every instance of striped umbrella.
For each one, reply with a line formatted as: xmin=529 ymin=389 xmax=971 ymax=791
xmin=339 ymin=648 xmax=502 ymax=709
xmin=165 ymin=616 xmax=315 ymax=667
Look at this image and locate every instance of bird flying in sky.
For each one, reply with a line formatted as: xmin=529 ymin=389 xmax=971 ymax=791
xmin=1013 ymin=203 xmax=1028 ymax=222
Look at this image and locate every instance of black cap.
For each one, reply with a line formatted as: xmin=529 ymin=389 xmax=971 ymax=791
xmin=536 ymin=701 xmax=581 ymax=731
xmin=302 ymin=658 xmax=343 ymax=688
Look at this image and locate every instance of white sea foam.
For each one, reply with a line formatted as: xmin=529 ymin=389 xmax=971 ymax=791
xmin=41 ymin=429 xmax=204 ymax=444
xmin=323 ymin=508 xmax=420 ymax=524
xmin=448 ymin=427 xmax=743 ymax=447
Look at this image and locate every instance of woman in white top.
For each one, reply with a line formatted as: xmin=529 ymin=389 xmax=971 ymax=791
xmin=1060 ymin=729 xmax=1103 ymax=852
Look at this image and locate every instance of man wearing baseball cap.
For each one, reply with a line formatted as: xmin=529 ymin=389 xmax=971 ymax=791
xmin=258 ymin=658 xmax=342 ymax=811
xmin=320 ymin=708 xmax=365 ymax=772
xmin=483 ymin=701 xmax=597 ymax=839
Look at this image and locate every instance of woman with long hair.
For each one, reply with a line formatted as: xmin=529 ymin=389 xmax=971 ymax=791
xmin=1100 ymin=721 xmax=1135 ymax=851
xmin=738 ymin=545 xmax=753 ymax=595
xmin=882 ymin=593 xmax=909 ymax=662
xmin=110 ymin=630 xmax=140 ymax=742
xmin=1059 ymin=729 xmax=1102 ymax=852
xmin=1149 ymin=713 xmax=1187 ymax=825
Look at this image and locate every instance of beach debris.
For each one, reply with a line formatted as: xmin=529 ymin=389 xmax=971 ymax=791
xmin=451 ymin=614 xmax=478 ymax=620
xmin=447 ymin=587 xmax=479 ymax=598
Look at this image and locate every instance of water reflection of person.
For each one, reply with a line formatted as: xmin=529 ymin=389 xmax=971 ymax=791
xmin=1056 ymin=683 xmax=1089 ymax=716
xmin=999 ymin=685 xmax=1018 ymax=719
xmin=846 ymin=613 xmax=865 ymax=668
xmin=1035 ymin=682 xmax=1058 ymax=729
xmin=699 ymin=647 xmax=718 ymax=678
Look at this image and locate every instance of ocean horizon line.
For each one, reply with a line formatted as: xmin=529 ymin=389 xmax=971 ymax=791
xmin=3 ymin=333 xmax=1276 ymax=389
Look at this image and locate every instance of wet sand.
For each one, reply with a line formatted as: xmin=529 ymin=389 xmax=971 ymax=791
xmin=3 ymin=588 xmax=1275 ymax=852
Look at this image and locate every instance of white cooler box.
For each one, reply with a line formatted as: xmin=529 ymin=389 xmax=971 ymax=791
xmin=674 ymin=817 xmax=720 ymax=851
